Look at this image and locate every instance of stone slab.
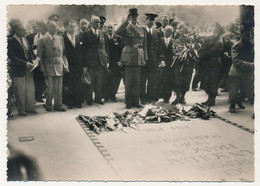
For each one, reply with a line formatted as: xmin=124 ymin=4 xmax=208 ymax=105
xmin=93 ymin=118 xmax=254 ymax=181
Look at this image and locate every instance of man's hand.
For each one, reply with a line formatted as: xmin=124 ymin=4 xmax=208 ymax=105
xmin=26 ymin=62 xmax=33 ymax=69
xmin=83 ymin=67 xmax=88 ymax=74
xmin=64 ymin=66 xmax=69 ymax=73
xmin=117 ymin=61 xmax=122 ymax=67
xmin=158 ymin=61 xmax=166 ymax=68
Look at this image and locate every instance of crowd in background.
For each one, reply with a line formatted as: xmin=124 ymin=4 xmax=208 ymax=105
xmin=7 ymin=6 xmax=254 ymax=118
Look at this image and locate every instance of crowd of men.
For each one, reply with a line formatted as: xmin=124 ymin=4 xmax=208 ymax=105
xmin=7 ymin=7 xmax=254 ymax=118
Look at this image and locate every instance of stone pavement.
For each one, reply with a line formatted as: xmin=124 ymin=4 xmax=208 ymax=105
xmin=6 ymin=85 xmax=254 ymax=181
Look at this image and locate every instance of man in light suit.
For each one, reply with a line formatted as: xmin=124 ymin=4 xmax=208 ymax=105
xmin=81 ymin=15 xmax=109 ymax=105
xmin=37 ymin=21 xmax=69 ymax=111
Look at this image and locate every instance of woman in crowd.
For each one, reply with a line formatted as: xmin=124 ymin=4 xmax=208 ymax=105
xmin=7 ymin=19 xmax=37 ymax=116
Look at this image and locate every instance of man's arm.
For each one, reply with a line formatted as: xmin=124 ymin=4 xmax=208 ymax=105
xmin=231 ymin=42 xmax=254 ymax=71
xmin=37 ymin=38 xmax=47 ymax=76
xmin=61 ymin=37 xmax=69 ymax=72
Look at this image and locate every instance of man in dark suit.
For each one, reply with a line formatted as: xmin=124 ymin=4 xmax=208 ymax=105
xmin=103 ymin=24 xmax=123 ymax=102
xmin=8 ymin=19 xmax=37 ymax=116
xmin=37 ymin=21 xmax=68 ymax=111
xmin=62 ymin=19 xmax=84 ymax=109
xmin=81 ymin=15 xmax=109 ymax=105
xmin=140 ymin=13 xmax=164 ymax=104
xmin=158 ymin=25 xmax=174 ymax=103
xmin=116 ymin=8 xmax=147 ymax=109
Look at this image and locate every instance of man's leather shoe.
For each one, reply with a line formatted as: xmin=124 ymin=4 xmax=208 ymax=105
xmin=27 ymin=110 xmax=38 ymax=114
xmin=46 ymin=107 xmax=52 ymax=112
xmin=75 ymin=104 xmax=82 ymax=108
xmin=237 ymin=102 xmax=245 ymax=109
xmin=94 ymin=100 xmax=105 ymax=105
xmin=87 ymin=101 xmax=93 ymax=106
xmin=110 ymin=97 xmax=117 ymax=102
xmin=126 ymin=105 xmax=131 ymax=109
xmin=66 ymin=105 xmax=74 ymax=109
xmin=164 ymin=100 xmax=169 ymax=103
xmin=54 ymin=107 xmax=66 ymax=112
xmin=19 ymin=112 xmax=27 ymax=116
xmin=135 ymin=104 xmax=142 ymax=108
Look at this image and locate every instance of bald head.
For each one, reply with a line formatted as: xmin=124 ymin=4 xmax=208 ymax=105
xmin=47 ymin=21 xmax=58 ymax=35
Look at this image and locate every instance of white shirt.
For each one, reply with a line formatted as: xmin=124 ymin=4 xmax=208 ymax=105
xmin=67 ymin=33 xmax=76 ymax=47
xmin=14 ymin=34 xmax=28 ymax=50
xmin=108 ymin=34 xmax=114 ymax=40
xmin=33 ymin=33 xmax=44 ymax=46
xmin=91 ymin=27 xmax=99 ymax=37
xmin=46 ymin=32 xmax=56 ymax=41
xmin=33 ymin=33 xmax=44 ymax=55
xmin=146 ymin=26 xmax=153 ymax=35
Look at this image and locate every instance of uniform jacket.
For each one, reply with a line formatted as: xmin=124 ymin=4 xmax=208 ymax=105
xmin=200 ymin=35 xmax=224 ymax=68
xmin=115 ymin=21 xmax=147 ymax=66
xmin=145 ymin=27 xmax=164 ymax=67
xmin=37 ymin=34 xmax=67 ymax=77
xmin=107 ymin=33 xmax=123 ymax=68
xmin=8 ymin=36 xmax=34 ymax=77
xmin=81 ymin=29 xmax=109 ymax=68
xmin=229 ymin=40 xmax=254 ymax=78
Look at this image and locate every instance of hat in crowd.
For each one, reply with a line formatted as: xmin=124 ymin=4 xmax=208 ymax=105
xmin=82 ymin=70 xmax=92 ymax=85
xmin=161 ymin=15 xmax=168 ymax=20
xmin=215 ymin=22 xmax=224 ymax=35
xmin=99 ymin=16 xmax=106 ymax=23
xmin=155 ymin=22 xmax=162 ymax=29
xmin=129 ymin=8 xmax=139 ymax=16
xmin=145 ymin=13 xmax=158 ymax=21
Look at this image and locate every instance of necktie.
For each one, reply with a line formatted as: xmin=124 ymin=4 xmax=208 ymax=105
xmin=20 ymin=37 xmax=28 ymax=59
xmin=52 ymin=36 xmax=56 ymax=49
xmin=38 ymin=33 xmax=40 ymax=39
xmin=95 ymin=30 xmax=98 ymax=37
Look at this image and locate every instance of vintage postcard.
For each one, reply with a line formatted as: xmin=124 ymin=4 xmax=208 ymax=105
xmin=1 ymin=0 xmax=259 ymax=186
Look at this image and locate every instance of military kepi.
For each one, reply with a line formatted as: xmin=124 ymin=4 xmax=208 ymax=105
xmin=145 ymin=13 xmax=158 ymax=21
xmin=99 ymin=16 xmax=106 ymax=23
xmin=129 ymin=8 xmax=139 ymax=16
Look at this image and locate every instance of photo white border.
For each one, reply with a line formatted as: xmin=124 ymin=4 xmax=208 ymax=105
xmin=0 ymin=0 xmax=259 ymax=186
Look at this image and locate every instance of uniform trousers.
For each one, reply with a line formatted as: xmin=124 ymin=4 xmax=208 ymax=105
xmin=172 ymin=61 xmax=193 ymax=94
xmin=12 ymin=68 xmax=35 ymax=114
xmin=203 ymin=58 xmax=222 ymax=97
xmin=229 ymin=77 xmax=254 ymax=104
xmin=45 ymin=76 xmax=63 ymax=109
xmin=124 ymin=66 xmax=141 ymax=106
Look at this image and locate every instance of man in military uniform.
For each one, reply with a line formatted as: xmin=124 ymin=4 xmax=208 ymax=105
xmin=201 ymin=22 xmax=224 ymax=106
xmin=99 ymin=16 xmax=106 ymax=31
xmin=229 ymin=5 xmax=254 ymax=113
xmin=115 ymin=8 xmax=146 ymax=109
xmin=140 ymin=13 xmax=164 ymax=104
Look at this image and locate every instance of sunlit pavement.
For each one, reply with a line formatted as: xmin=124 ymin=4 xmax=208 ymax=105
xmin=7 ymin=83 xmax=254 ymax=181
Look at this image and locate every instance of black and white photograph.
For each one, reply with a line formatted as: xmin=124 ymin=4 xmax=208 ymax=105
xmin=1 ymin=1 xmax=259 ymax=185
